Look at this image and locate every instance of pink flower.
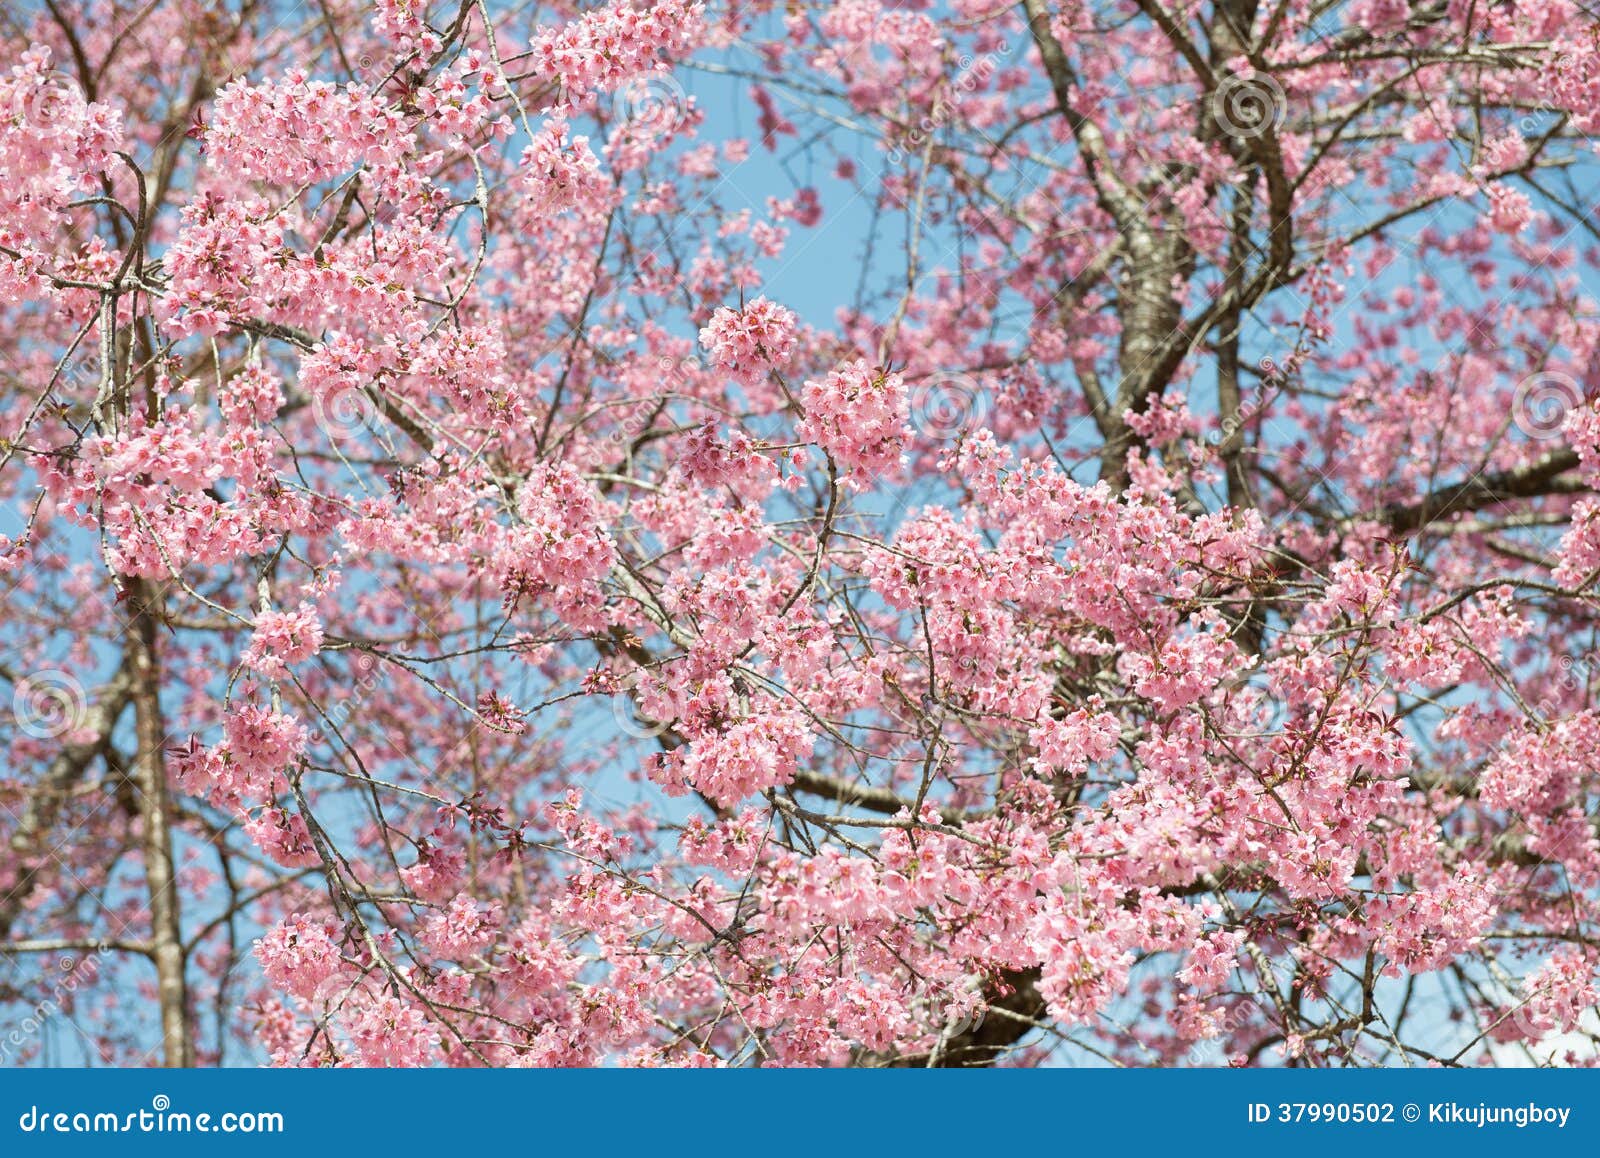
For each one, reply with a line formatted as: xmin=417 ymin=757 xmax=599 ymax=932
xmin=1485 ymin=183 xmax=1533 ymax=234
xmin=420 ymin=893 xmax=502 ymax=958
xmin=1028 ymin=708 xmax=1120 ymax=776
xmin=1506 ymin=948 xmax=1599 ymax=1039
xmin=243 ymin=806 xmax=321 ymax=868
xmin=255 ymin=914 xmax=341 ymax=999
xmin=528 ymin=0 xmax=705 ymax=100
xmin=798 ymin=359 xmax=909 ymax=480
xmin=243 ymin=603 xmax=325 ymax=675
xmin=666 ymin=712 xmax=815 ymax=806
xmin=345 ymin=992 xmax=440 ymax=1066
xmin=519 ymin=120 xmax=611 ymax=218
xmin=698 ymin=296 xmax=798 ymax=386
xmin=402 ymin=845 xmax=466 ymax=902
xmin=223 ymin=707 xmax=308 ymax=787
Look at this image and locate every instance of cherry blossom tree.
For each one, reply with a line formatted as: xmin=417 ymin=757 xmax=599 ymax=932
xmin=3 ymin=0 xmax=1600 ymax=1068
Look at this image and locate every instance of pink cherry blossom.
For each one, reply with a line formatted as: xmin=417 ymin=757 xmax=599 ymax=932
xmin=699 ymin=296 xmax=799 ymax=386
xmin=4 ymin=0 xmax=1600 ymax=1074
xmin=798 ymin=359 xmax=910 ymax=480
xmin=243 ymin=604 xmax=325 ymax=676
